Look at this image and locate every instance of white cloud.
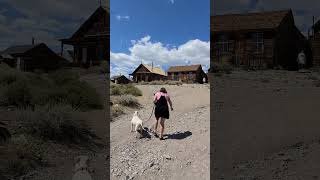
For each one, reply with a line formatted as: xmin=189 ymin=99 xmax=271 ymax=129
xmin=116 ymin=15 xmax=130 ymax=21
xmin=110 ymin=36 xmax=210 ymax=77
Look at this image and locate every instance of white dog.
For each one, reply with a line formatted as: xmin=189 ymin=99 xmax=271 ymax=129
xmin=72 ymin=155 xmax=93 ymax=180
xmin=131 ymin=111 xmax=144 ymax=134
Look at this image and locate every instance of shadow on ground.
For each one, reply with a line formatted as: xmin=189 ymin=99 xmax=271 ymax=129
xmin=164 ymin=131 xmax=192 ymax=140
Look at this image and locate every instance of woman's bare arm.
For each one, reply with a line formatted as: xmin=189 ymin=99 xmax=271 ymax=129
xmin=167 ymin=97 xmax=173 ymax=110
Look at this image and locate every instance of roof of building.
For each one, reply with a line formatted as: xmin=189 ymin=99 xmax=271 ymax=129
xmin=131 ymin=64 xmax=167 ymax=76
xmin=167 ymin=64 xmax=202 ymax=73
xmin=1 ymin=44 xmax=41 ymax=55
xmin=143 ymin=64 xmax=167 ymax=76
xmin=211 ymin=9 xmax=292 ymax=32
xmin=60 ymin=6 xmax=108 ymax=44
xmin=111 ymin=75 xmax=130 ymax=80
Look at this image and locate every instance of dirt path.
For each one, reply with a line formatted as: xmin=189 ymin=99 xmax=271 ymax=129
xmin=211 ymin=70 xmax=320 ymax=179
xmin=110 ymin=84 xmax=210 ymax=180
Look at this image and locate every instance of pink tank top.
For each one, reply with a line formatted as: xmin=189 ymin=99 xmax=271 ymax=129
xmin=154 ymin=92 xmax=170 ymax=101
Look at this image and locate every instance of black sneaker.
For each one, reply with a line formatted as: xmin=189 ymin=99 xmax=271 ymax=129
xmin=159 ymin=137 xmax=164 ymax=140
xmin=153 ymin=132 xmax=159 ymax=138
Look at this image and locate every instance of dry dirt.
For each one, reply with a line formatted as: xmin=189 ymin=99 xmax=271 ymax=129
xmin=110 ymin=84 xmax=210 ymax=180
xmin=211 ymin=69 xmax=320 ymax=180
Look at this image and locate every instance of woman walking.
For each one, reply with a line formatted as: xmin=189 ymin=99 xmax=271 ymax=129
xmin=153 ymin=87 xmax=173 ymax=140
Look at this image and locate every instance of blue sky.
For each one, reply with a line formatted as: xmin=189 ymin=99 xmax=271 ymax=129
xmin=110 ymin=0 xmax=210 ymax=77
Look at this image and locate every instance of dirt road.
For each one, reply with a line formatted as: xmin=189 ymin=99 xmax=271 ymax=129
xmin=211 ymin=70 xmax=320 ymax=179
xmin=110 ymin=84 xmax=210 ymax=180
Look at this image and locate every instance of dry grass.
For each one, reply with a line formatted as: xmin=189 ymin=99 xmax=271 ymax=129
xmin=17 ymin=104 xmax=98 ymax=145
xmin=110 ymin=84 xmax=142 ymax=96
xmin=0 ymin=65 xmax=103 ymax=111
xmin=112 ymin=95 xmax=140 ymax=108
xmin=111 ymin=104 xmax=125 ymax=120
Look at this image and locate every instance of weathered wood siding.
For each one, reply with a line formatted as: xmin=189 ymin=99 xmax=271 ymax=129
xmin=311 ymin=33 xmax=320 ymax=67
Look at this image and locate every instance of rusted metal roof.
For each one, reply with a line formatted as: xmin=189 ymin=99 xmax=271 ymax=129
xmin=131 ymin=64 xmax=167 ymax=76
xmin=167 ymin=64 xmax=202 ymax=73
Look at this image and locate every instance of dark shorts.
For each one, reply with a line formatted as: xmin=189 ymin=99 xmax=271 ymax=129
xmin=155 ymin=106 xmax=169 ymax=119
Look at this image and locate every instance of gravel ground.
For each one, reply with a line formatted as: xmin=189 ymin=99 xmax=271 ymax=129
xmin=211 ymin=69 xmax=320 ymax=180
xmin=110 ymin=84 xmax=210 ymax=180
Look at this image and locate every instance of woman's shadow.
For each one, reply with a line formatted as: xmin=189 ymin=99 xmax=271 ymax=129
xmin=163 ymin=131 xmax=192 ymax=140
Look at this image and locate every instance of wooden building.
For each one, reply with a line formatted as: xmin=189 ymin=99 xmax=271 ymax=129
xmin=130 ymin=64 xmax=167 ymax=82
xmin=310 ymin=19 xmax=320 ymax=67
xmin=211 ymin=9 xmax=308 ymax=70
xmin=0 ymin=43 xmax=69 ymax=72
xmin=111 ymin=75 xmax=131 ymax=84
xmin=60 ymin=6 xmax=109 ymax=68
xmin=167 ymin=64 xmax=207 ymax=83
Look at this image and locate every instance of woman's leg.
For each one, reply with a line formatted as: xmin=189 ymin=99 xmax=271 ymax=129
xmin=159 ymin=118 xmax=165 ymax=139
xmin=154 ymin=117 xmax=159 ymax=134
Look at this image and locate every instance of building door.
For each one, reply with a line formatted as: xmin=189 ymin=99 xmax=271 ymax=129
xmin=235 ymin=40 xmax=245 ymax=66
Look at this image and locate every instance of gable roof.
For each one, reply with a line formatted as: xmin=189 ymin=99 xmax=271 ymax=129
xmin=131 ymin=64 xmax=167 ymax=76
xmin=111 ymin=75 xmax=130 ymax=80
xmin=168 ymin=64 xmax=202 ymax=73
xmin=71 ymin=6 xmax=107 ymax=39
xmin=211 ymin=9 xmax=292 ymax=33
xmin=1 ymin=44 xmax=41 ymax=55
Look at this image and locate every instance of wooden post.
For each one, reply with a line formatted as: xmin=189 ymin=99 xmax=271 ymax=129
xmin=61 ymin=42 xmax=64 ymax=56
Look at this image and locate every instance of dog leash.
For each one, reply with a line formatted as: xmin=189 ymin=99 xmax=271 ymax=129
xmin=146 ymin=105 xmax=155 ymax=121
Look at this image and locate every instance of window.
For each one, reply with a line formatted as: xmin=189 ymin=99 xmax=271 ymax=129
xmin=252 ymin=32 xmax=264 ymax=53
xmin=217 ymin=35 xmax=230 ymax=53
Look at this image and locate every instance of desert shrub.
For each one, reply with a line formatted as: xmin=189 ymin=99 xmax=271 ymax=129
xmin=110 ymin=84 xmax=123 ymax=95
xmin=5 ymin=135 xmax=45 ymax=177
xmin=111 ymin=104 xmax=125 ymax=119
xmin=123 ymin=84 xmax=142 ymax=96
xmin=113 ymin=95 xmax=140 ymax=108
xmin=48 ymin=69 xmax=80 ymax=86
xmin=17 ymin=104 xmax=98 ymax=144
xmin=100 ymin=60 xmax=108 ymax=74
xmin=110 ymin=84 xmax=142 ymax=96
xmin=0 ymin=80 xmax=31 ymax=107
xmin=0 ymin=64 xmax=23 ymax=85
xmin=0 ymin=68 xmax=103 ymax=110
xmin=63 ymin=80 xmax=104 ymax=110
xmin=167 ymin=81 xmax=183 ymax=85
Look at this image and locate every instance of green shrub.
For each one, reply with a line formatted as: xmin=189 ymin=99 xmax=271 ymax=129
xmin=0 ymin=80 xmax=31 ymax=107
xmin=48 ymin=69 xmax=80 ymax=85
xmin=63 ymin=81 xmax=104 ymax=110
xmin=110 ymin=84 xmax=123 ymax=95
xmin=0 ymin=68 xmax=103 ymax=111
xmin=113 ymin=95 xmax=140 ymax=108
xmin=100 ymin=61 xmax=108 ymax=74
xmin=0 ymin=64 xmax=23 ymax=85
xmin=17 ymin=104 xmax=97 ymax=144
xmin=123 ymin=84 xmax=142 ymax=96
xmin=5 ymin=135 xmax=45 ymax=177
xmin=111 ymin=104 xmax=125 ymax=119
xmin=110 ymin=84 xmax=142 ymax=96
